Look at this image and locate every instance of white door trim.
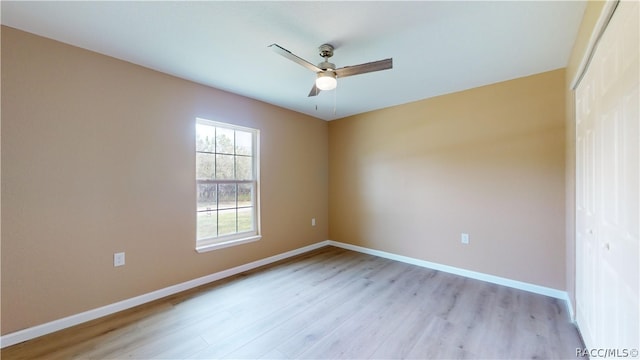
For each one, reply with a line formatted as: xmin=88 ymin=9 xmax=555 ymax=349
xmin=570 ymin=0 xmax=619 ymax=90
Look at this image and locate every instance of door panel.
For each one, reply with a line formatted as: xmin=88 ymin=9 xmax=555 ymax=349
xmin=575 ymin=0 xmax=639 ymax=354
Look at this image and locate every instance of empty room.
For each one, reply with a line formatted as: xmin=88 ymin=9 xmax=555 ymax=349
xmin=1 ymin=1 xmax=638 ymax=359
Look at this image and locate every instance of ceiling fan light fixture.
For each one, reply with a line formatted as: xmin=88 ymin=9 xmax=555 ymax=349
xmin=316 ymin=71 xmax=337 ymax=91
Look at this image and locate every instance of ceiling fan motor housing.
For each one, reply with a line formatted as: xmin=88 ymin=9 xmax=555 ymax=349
xmin=318 ymin=61 xmax=336 ymax=71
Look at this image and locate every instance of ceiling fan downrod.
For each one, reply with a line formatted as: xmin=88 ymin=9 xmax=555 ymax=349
xmin=318 ymin=44 xmax=336 ymax=71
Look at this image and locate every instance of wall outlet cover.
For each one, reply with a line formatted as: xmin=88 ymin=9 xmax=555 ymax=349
xmin=114 ymin=252 xmax=125 ymax=267
xmin=461 ymin=233 xmax=470 ymax=244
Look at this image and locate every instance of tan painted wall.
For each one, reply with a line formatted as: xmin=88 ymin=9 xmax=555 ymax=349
xmin=564 ymin=0 xmax=607 ymax=314
xmin=329 ymin=69 xmax=566 ymax=290
xmin=1 ymin=26 xmax=329 ymax=334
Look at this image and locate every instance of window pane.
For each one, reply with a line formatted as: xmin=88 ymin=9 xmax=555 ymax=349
xmin=218 ymin=184 xmax=237 ymax=209
xmin=215 ymin=154 xmax=235 ymax=179
xmin=236 ymin=156 xmax=253 ymax=180
xmin=218 ymin=209 xmax=237 ymax=236
xmin=216 ymin=128 xmax=235 ymax=154
xmin=196 ymin=124 xmax=215 ymax=152
xmin=238 ymin=207 xmax=254 ymax=233
xmin=235 ymin=131 xmax=253 ymax=156
xmin=238 ymin=183 xmax=253 ymax=207
xmin=196 ymin=119 xmax=259 ymax=247
xmin=197 ymin=210 xmax=217 ymax=240
xmin=196 ymin=153 xmax=215 ymax=180
xmin=197 ymin=183 xmax=217 ymax=211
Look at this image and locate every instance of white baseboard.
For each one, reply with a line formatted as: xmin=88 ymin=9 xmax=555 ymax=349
xmin=326 ymin=240 xmax=573 ymax=318
xmin=564 ymin=292 xmax=576 ymax=323
xmin=2 ymin=239 xmax=574 ymax=348
xmin=0 ymin=241 xmax=330 ymax=348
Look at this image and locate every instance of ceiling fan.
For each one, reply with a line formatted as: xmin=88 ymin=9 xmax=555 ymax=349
xmin=269 ymin=43 xmax=393 ymax=97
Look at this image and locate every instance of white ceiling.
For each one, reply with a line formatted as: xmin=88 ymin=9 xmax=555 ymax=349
xmin=1 ymin=1 xmax=586 ymax=121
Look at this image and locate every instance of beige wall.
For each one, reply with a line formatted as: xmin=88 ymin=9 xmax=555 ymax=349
xmin=329 ymin=69 xmax=566 ymax=290
xmin=1 ymin=26 xmax=329 ymax=334
xmin=564 ymin=0 xmax=607 ymax=314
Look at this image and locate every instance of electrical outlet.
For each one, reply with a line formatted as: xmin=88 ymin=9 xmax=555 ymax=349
xmin=114 ymin=252 xmax=125 ymax=267
xmin=311 ymin=218 xmax=316 ymax=226
xmin=461 ymin=233 xmax=470 ymax=245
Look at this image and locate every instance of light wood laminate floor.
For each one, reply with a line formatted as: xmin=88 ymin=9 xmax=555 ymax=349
xmin=2 ymin=246 xmax=584 ymax=359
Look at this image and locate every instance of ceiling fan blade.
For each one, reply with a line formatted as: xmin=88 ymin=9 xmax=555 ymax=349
xmin=308 ymin=83 xmax=321 ymax=97
xmin=335 ymin=58 xmax=393 ymax=78
xmin=269 ymin=44 xmax=322 ymax=73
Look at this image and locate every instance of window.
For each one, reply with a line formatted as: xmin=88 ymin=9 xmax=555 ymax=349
xmin=195 ymin=118 xmax=260 ymax=252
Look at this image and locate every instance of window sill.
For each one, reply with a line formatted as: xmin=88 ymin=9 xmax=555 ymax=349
xmin=196 ymin=235 xmax=262 ymax=253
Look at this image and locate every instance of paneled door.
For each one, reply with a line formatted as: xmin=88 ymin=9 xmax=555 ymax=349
xmin=575 ymin=0 xmax=639 ymax=354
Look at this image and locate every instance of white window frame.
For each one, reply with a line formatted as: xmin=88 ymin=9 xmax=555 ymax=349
xmin=195 ymin=118 xmax=260 ymax=253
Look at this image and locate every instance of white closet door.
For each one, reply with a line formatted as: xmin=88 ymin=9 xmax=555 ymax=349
xmin=576 ymin=0 xmax=639 ymax=353
xmin=576 ymin=52 xmax=598 ymax=349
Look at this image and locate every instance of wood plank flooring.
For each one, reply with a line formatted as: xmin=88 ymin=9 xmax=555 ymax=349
xmin=1 ymin=246 xmax=584 ymax=359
